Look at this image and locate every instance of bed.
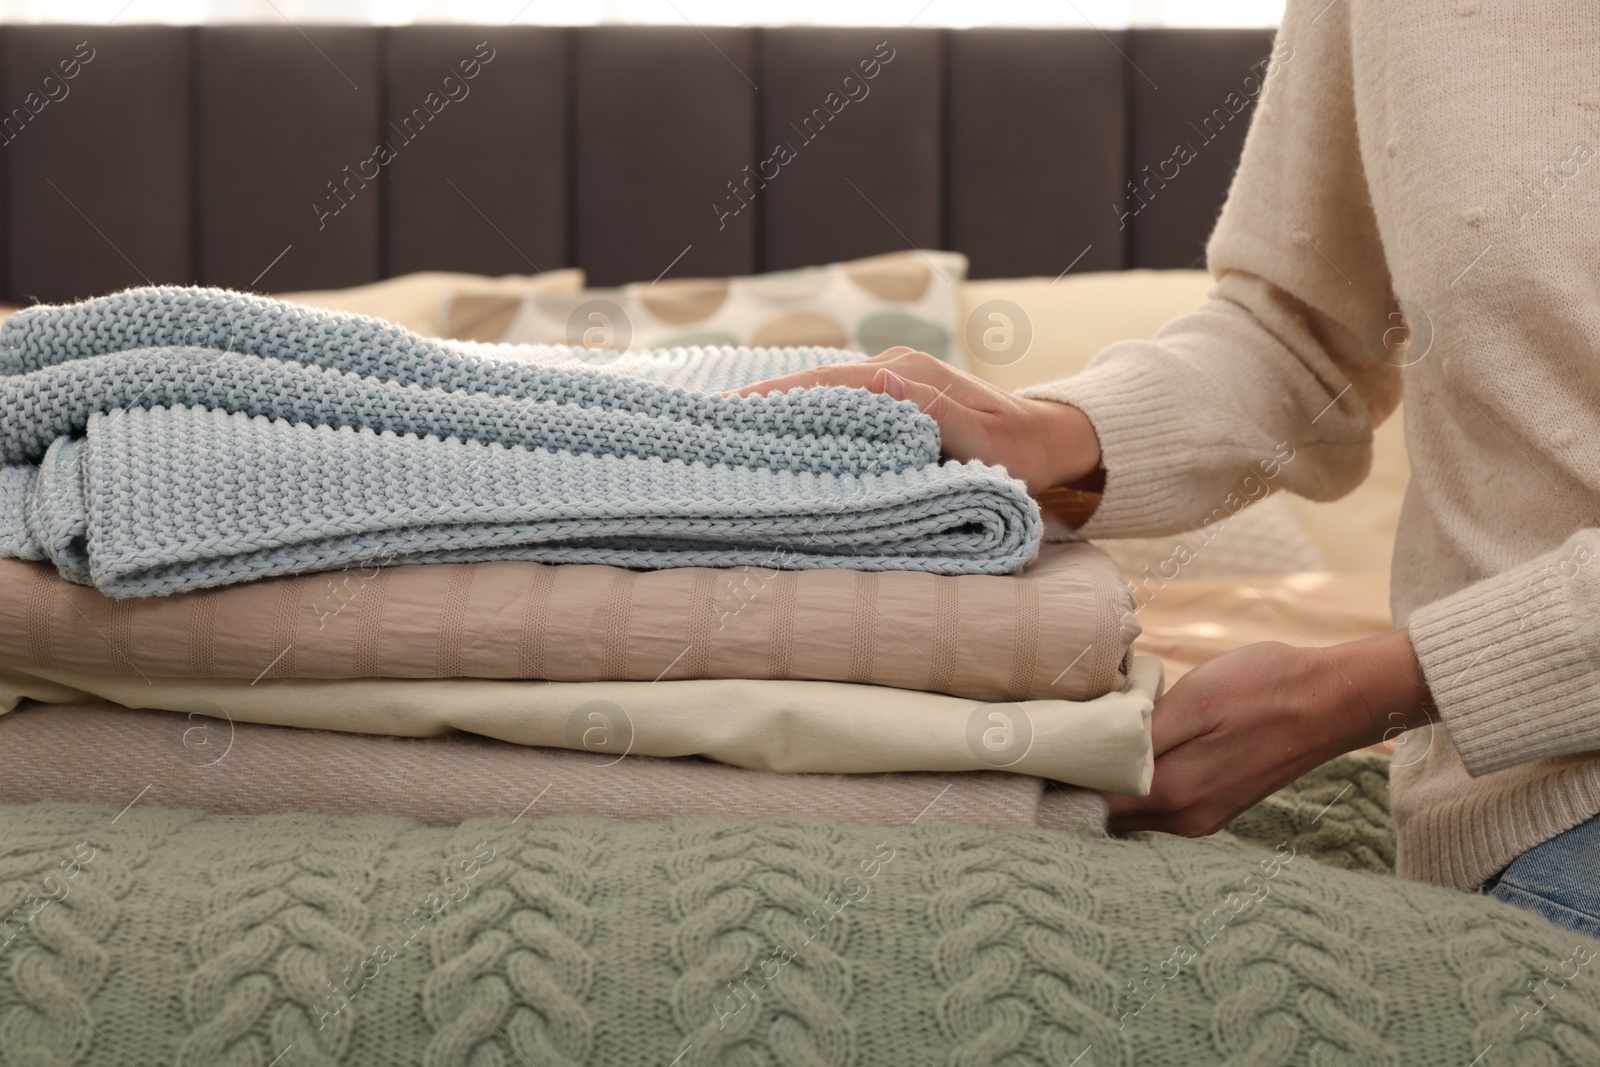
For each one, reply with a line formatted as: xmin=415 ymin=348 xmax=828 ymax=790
xmin=2 ymin=21 xmax=1593 ymax=1067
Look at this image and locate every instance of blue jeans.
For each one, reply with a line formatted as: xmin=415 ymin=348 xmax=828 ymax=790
xmin=1480 ymin=811 xmax=1600 ymax=940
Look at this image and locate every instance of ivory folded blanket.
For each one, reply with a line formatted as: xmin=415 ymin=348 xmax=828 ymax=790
xmin=0 ymin=659 xmax=1162 ymax=793
xmin=0 ymin=541 xmax=1138 ymax=702
xmin=0 ymin=287 xmax=1042 ymax=597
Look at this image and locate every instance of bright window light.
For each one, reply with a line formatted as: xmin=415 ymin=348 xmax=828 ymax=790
xmin=0 ymin=0 xmax=1283 ymax=26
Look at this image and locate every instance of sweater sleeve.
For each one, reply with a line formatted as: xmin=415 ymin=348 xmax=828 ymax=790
xmin=1408 ymin=530 xmax=1600 ymax=776
xmin=1021 ymin=0 xmax=1402 ymax=540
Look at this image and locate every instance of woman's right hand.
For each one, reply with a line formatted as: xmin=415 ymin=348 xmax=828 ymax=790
xmin=729 ymin=347 xmax=1103 ymax=497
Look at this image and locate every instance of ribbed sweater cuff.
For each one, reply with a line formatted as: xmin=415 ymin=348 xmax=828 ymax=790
xmin=1018 ymin=359 xmax=1218 ymax=540
xmin=1409 ymin=544 xmax=1599 ymax=777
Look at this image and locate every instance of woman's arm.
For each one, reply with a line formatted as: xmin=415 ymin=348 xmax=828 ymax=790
xmin=740 ymin=0 xmax=1400 ymax=544
xmin=1018 ymin=0 xmax=1400 ymax=541
xmin=1408 ymin=530 xmax=1600 ymax=776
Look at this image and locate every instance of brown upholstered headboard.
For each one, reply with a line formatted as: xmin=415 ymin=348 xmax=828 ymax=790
xmin=0 ymin=24 xmax=1274 ymax=304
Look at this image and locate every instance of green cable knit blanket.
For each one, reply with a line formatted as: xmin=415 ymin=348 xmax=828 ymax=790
xmin=0 ymin=287 xmax=1042 ymax=597
xmin=2 ymin=756 xmax=1596 ymax=1066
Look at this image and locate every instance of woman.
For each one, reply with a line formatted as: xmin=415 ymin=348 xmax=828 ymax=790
xmin=736 ymin=0 xmax=1600 ymax=935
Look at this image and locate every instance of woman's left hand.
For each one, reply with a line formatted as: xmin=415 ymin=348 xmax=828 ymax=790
xmin=729 ymin=346 xmax=1103 ymax=495
xmin=1108 ymin=631 xmax=1437 ymax=836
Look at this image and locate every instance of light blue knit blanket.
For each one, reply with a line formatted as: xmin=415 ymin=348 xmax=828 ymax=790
xmin=0 ymin=287 xmax=1041 ymax=597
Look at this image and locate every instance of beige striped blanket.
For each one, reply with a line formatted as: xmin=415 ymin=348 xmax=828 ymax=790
xmin=0 ymin=541 xmax=1137 ymax=702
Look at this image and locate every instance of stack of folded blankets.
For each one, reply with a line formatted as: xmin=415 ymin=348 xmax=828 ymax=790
xmin=10 ymin=290 xmax=1591 ymax=1067
xmin=0 ymin=286 xmax=1155 ymax=829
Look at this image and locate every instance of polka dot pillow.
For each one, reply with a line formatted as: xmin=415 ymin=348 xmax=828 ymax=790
xmin=441 ymin=250 xmax=970 ymax=369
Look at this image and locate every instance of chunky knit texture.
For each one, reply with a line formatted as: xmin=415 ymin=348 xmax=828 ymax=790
xmin=1020 ymin=0 xmax=1600 ymax=890
xmin=0 ymin=288 xmax=938 ymax=475
xmin=0 ymin=287 xmax=1042 ymax=596
xmin=1 ymin=765 xmax=1596 ymax=1067
xmin=0 ymin=346 xmax=935 ymax=475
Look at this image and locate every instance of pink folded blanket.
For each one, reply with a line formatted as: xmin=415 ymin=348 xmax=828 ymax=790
xmin=0 ymin=702 xmax=1109 ymax=832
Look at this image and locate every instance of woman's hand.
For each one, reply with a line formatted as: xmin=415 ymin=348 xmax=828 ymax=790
xmin=1108 ymin=630 xmax=1437 ymax=836
xmin=730 ymin=347 xmax=1103 ymax=496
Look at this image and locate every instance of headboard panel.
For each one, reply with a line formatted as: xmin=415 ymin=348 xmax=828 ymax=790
xmin=947 ymin=28 xmax=1127 ymax=279
xmin=1128 ymin=28 xmax=1283 ymax=269
xmin=574 ymin=26 xmax=758 ymax=285
xmin=390 ymin=25 xmax=567 ymax=279
xmin=0 ymin=23 xmax=1275 ymax=303
xmin=758 ymin=28 xmax=943 ymax=273
xmin=5 ymin=25 xmax=191 ymax=299
xmin=200 ymin=27 xmax=383 ymax=291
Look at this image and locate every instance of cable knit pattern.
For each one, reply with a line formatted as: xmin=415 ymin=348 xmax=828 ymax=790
xmin=0 ymin=811 xmax=181 ymax=1067
xmin=421 ymin=822 xmax=599 ymax=1067
xmin=178 ymin=817 xmax=389 ymax=1067
xmin=0 ymin=287 xmax=1042 ymax=596
xmin=1402 ymin=877 xmax=1600 ymax=1065
xmin=665 ymin=820 xmax=857 ymax=1067
xmin=921 ymin=829 xmax=1132 ymax=1066
xmin=1205 ymin=864 xmax=1395 ymax=1066
xmin=1 ymin=783 xmax=1597 ymax=1066
xmin=1209 ymin=752 xmax=1395 ymax=874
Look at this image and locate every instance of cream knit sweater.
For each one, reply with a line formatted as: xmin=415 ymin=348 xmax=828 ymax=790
xmin=1023 ymin=0 xmax=1600 ymax=890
